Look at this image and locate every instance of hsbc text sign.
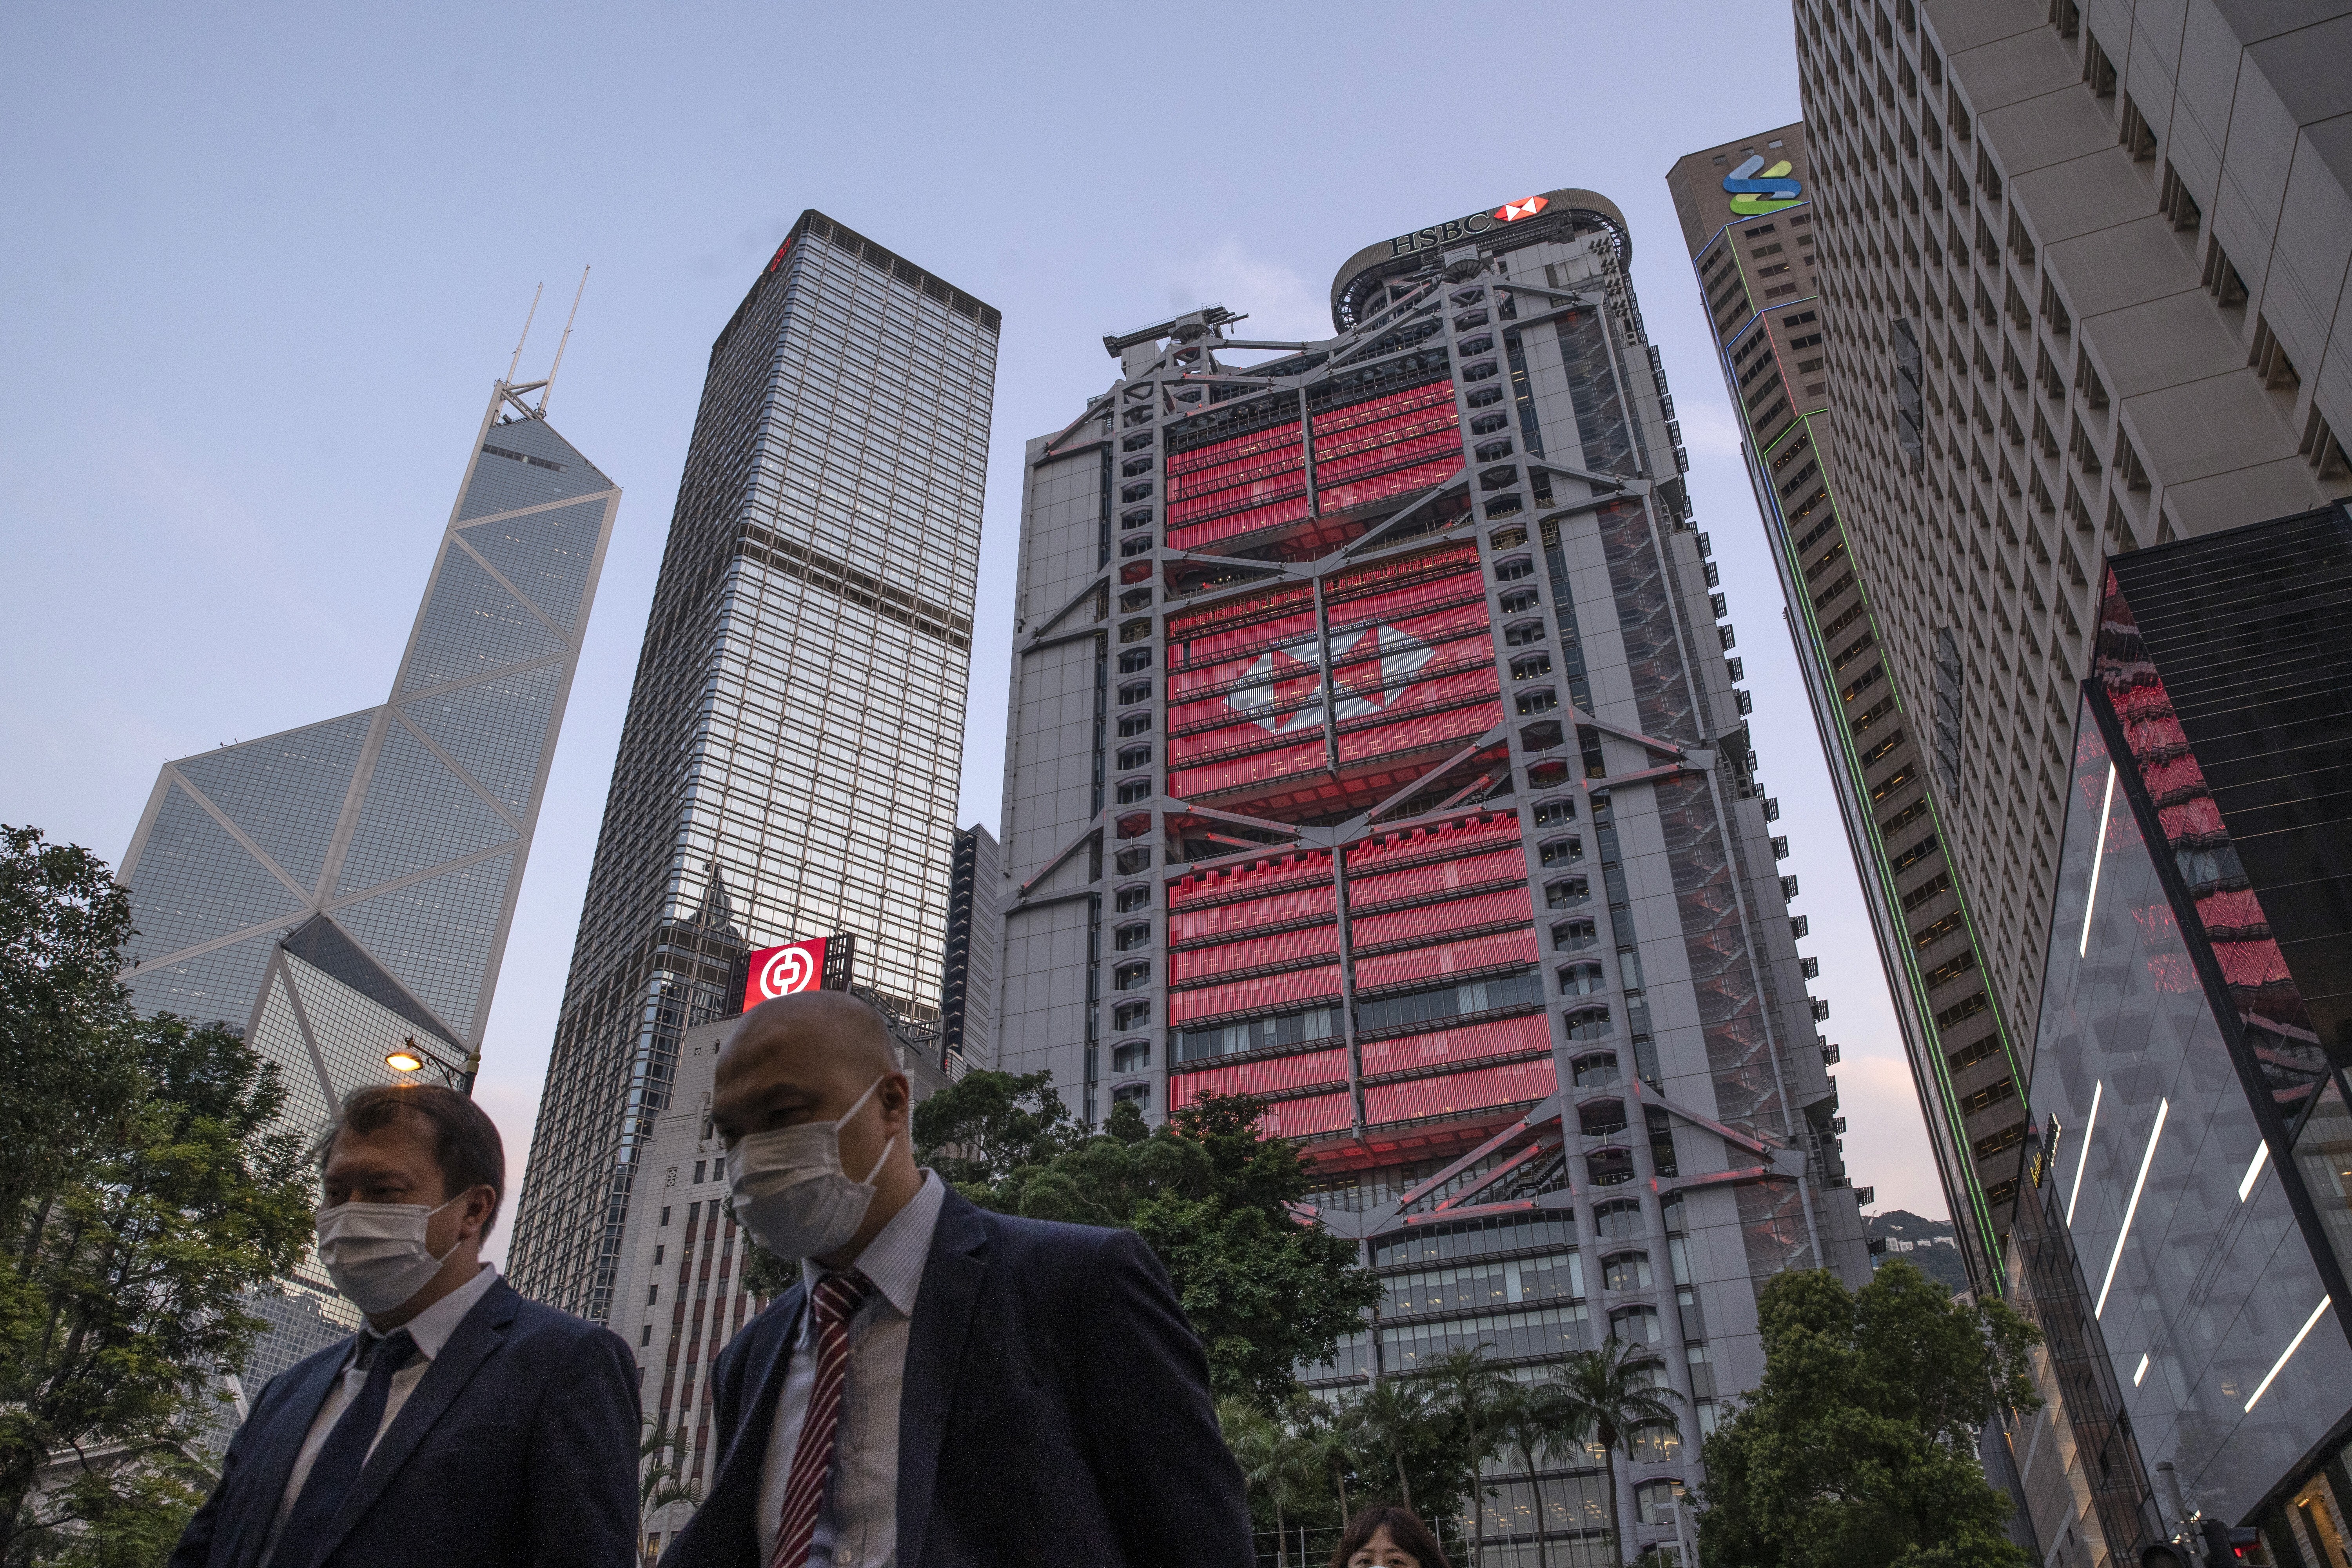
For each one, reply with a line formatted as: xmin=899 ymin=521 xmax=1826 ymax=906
xmin=1387 ymin=195 xmax=1549 ymax=260
xmin=743 ymin=936 xmax=829 ymax=1011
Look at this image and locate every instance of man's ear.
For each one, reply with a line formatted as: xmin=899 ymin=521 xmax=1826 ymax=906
xmin=461 ymin=1184 xmax=498 ymax=1242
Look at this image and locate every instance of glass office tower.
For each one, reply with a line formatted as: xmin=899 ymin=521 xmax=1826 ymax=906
xmin=116 ymin=380 xmax=621 ymax=1378
xmin=1666 ymin=126 xmax=2024 ymax=1293
xmin=506 ymin=213 xmax=998 ymax=1323
xmin=2002 ymin=504 xmax=2352 ymax=1567
xmin=994 ymin=188 xmax=1870 ymax=1562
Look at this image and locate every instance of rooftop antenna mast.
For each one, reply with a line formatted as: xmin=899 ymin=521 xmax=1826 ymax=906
xmin=503 ymin=282 xmax=544 ymax=387
xmin=536 ymin=266 xmax=589 ymax=416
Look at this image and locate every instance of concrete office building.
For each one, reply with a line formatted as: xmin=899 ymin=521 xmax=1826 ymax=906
xmin=994 ymin=189 xmax=1870 ymax=1560
xmin=507 ymin=213 xmax=998 ymax=1324
xmin=1668 ymin=125 xmax=2026 ymax=1292
xmin=1764 ymin=0 xmax=2352 ymax=1286
xmin=941 ymin=823 xmax=1004 ymax=1070
xmin=116 ymin=375 xmax=621 ymax=1379
xmin=2002 ymin=506 xmax=2352 ymax=1566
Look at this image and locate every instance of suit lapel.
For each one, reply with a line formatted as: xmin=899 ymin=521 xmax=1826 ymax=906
xmin=230 ymin=1345 xmax=353 ymax=1566
xmin=305 ymin=1282 xmax=518 ymax=1564
xmin=895 ymin=1193 xmax=989 ymax=1568
xmin=708 ymin=1284 xmax=806 ymax=1508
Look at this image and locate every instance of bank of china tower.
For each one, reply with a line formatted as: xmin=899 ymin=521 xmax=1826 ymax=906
xmin=995 ymin=190 xmax=1871 ymax=1550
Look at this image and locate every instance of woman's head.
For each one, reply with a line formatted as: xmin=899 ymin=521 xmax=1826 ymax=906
xmin=1330 ymin=1504 xmax=1452 ymax=1568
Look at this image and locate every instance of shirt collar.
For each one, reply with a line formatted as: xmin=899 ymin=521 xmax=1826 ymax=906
xmin=803 ymin=1170 xmax=945 ymax=1329
xmin=362 ymin=1262 xmax=500 ymax=1363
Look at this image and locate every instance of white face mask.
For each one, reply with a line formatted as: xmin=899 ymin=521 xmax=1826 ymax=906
xmin=314 ymin=1194 xmax=465 ymax=1315
xmin=726 ymin=1074 xmax=894 ymax=1261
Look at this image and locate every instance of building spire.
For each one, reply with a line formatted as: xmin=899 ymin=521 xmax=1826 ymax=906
xmin=537 ymin=267 xmax=590 ymax=417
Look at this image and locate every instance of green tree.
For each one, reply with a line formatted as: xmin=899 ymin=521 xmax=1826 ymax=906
xmin=1425 ymin=1346 xmax=1514 ymax=1566
xmin=1693 ymin=1260 xmax=2041 ymax=1568
xmin=1494 ymin=1379 xmax=1587 ymax=1568
xmin=638 ymin=1421 xmax=700 ymax=1515
xmin=1550 ymin=1338 xmax=1684 ymax=1567
xmin=909 ymin=1067 xmax=1083 ymax=1190
xmin=1220 ymin=1397 xmax=1322 ymax=1568
xmin=913 ymin=1077 xmax=1379 ymax=1404
xmin=0 ymin=1012 xmax=316 ymax=1564
xmin=1339 ymin=1373 xmax=1472 ymax=1528
xmin=0 ymin=828 xmax=143 ymax=1236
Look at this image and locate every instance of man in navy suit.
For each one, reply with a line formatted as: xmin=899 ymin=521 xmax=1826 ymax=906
xmin=170 ymin=1083 xmax=639 ymax=1568
xmin=659 ymin=991 xmax=1249 ymax=1568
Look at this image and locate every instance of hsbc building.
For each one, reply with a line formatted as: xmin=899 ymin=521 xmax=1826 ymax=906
xmin=994 ymin=188 xmax=1869 ymax=1549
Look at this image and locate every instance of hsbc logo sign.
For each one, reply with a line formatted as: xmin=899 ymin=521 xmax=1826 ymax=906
xmin=743 ymin=936 xmax=829 ymax=1011
xmin=1388 ymin=195 xmax=1550 ymax=259
xmin=1227 ymin=625 xmax=1437 ymax=733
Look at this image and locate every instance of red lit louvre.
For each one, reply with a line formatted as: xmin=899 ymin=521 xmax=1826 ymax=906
xmin=1171 ymin=699 xmax=1499 ymax=800
xmin=1169 ymin=497 xmax=1314 ymax=554
xmin=1312 ymin=383 xmax=1462 ymax=511
xmin=1350 ymin=885 xmax=1534 ymax=950
xmin=1167 ymin=851 xmax=1332 ymax=911
xmin=1171 ymin=1047 xmax=1350 ymax=1103
xmin=1168 ymin=882 xmax=1336 ymax=945
xmin=1350 ymin=848 xmax=1526 ymax=912
xmin=1165 ymin=417 xmax=1310 ymax=552
xmin=1171 ymin=925 xmax=1343 ymax=987
xmin=1168 ymin=965 xmax=1343 ymax=1024
xmin=1316 ymin=457 xmax=1464 ymax=516
xmin=1367 ymin=1058 xmax=1557 ymax=1125
xmin=1252 ymin=1092 xmax=1356 ymax=1138
xmin=1167 ymin=420 xmax=1306 ymax=517
xmin=1360 ymin=1014 xmax=1553 ymax=1077
xmin=1355 ymin=928 xmax=1540 ymax=991
xmin=1347 ymin=810 xmax=1523 ymax=871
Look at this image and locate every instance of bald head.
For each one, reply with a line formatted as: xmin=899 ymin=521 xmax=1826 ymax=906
xmin=710 ymin=990 xmax=922 ymax=1265
xmin=721 ymin=991 xmax=897 ymax=1095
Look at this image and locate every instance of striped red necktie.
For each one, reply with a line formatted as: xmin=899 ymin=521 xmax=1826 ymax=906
xmin=769 ymin=1269 xmax=878 ymax=1568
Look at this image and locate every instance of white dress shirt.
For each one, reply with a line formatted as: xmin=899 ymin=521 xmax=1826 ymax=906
xmin=756 ymin=1171 xmax=946 ymax=1568
xmin=262 ymin=1263 xmax=502 ymax=1561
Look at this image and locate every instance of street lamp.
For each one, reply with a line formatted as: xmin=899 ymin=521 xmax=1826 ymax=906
xmin=384 ymin=1036 xmax=479 ymax=1094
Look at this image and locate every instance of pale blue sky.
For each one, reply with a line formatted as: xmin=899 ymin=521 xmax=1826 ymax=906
xmin=0 ymin=1 xmax=1947 ymax=1240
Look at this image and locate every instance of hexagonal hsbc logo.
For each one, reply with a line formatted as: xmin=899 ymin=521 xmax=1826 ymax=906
xmin=743 ymin=936 xmax=828 ymax=1011
xmin=1494 ymin=195 xmax=1548 ymax=223
xmin=1227 ymin=625 xmax=1436 ymax=735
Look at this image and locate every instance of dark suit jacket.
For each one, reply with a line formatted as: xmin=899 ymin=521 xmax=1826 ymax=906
xmin=169 ymin=1278 xmax=640 ymax=1568
xmin=659 ymin=1189 xmax=1250 ymax=1568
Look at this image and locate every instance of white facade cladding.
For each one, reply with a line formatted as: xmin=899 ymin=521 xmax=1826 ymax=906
xmin=117 ymin=382 xmax=621 ymax=1381
xmin=508 ymin=214 xmax=998 ymax=1323
xmin=992 ymin=189 xmax=1872 ymax=1560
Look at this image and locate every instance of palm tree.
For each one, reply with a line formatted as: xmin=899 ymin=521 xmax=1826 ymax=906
xmin=1423 ymin=1346 xmax=1514 ymax=1566
xmin=1493 ymin=1380 xmax=1587 ymax=1568
xmin=1350 ymin=1375 xmax=1435 ymax=1514
xmin=1310 ymin=1401 xmax=1369 ymax=1526
xmin=1220 ymin=1396 xmax=1318 ymax=1568
xmin=638 ymin=1420 xmax=701 ymax=1514
xmin=1549 ymin=1339 xmax=1685 ymax=1567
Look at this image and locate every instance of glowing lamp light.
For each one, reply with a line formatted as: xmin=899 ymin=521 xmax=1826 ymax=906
xmin=385 ymin=1043 xmax=425 ymax=1074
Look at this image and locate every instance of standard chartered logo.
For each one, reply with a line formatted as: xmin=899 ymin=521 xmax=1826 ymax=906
xmin=1724 ymin=154 xmax=1803 ymax=217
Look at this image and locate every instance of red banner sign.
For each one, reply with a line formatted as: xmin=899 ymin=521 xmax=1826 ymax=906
xmin=743 ymin=937 xmax=829 ymax=1010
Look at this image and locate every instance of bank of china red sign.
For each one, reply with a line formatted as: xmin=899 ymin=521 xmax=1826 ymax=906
xmin=743 ymin=937 xmax=828 ymax=1011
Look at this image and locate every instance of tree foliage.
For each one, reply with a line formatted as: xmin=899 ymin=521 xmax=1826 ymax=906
xmin=912 ymin=1072 xmax=1379 ymax=1405
xmin=0 ymin=828 xmax=318 ymax=1567
xmin=1694 ymin=1260 xmax=2042 ymax=1568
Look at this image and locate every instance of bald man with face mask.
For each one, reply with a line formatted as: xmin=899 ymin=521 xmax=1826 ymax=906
xmin=657 ymin=992 xmax=1248 ymax=1568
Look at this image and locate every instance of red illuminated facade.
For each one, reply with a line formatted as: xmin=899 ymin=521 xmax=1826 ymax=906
xmin=995 ymin=189 xmax=1870 ymax=1555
